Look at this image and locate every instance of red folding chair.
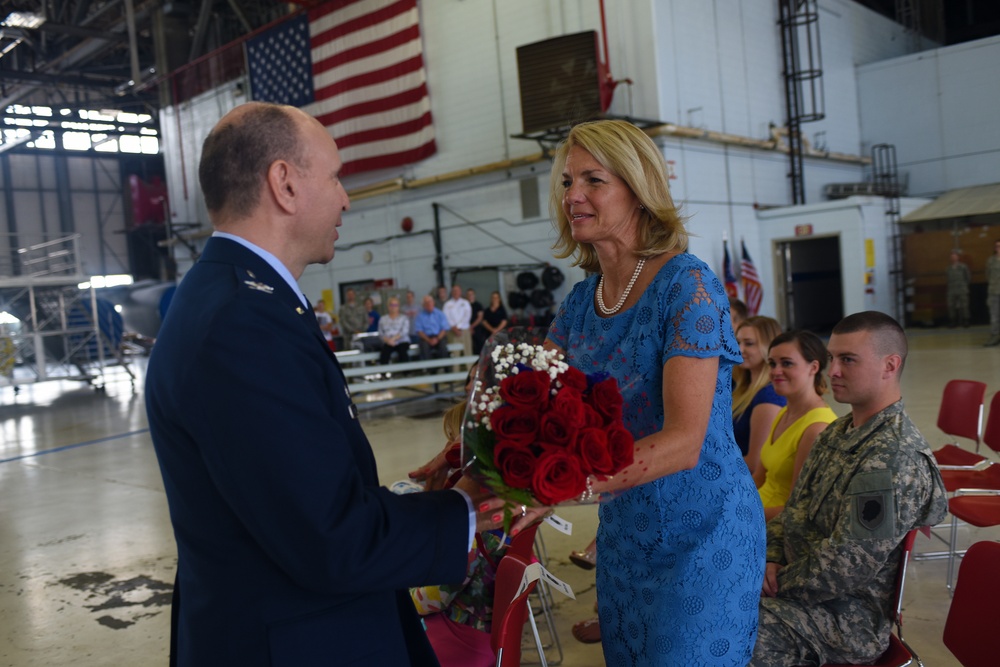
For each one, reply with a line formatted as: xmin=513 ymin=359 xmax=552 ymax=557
xmin=947 ymin=494 xmax=1000 ymax=590
xmin=821 ymin=529 xmax=921 ymax=667
xmin=941 ymin=392 xmax=1000 ymax=486
xmin=943 ymin=540 xmax=1000 ymax=667
xmin=933 ymin=380 xmax=988 ymax=468
xmin=490 ymin=523 xmax=543 ymax=667
xmin=941 ymin=463 xmax=1000 ymax=493
xmin=944 ymin=392 xmax=1000 ymax=588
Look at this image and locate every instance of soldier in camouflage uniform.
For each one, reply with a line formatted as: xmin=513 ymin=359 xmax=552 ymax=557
xmin=986 ymin=240 xmax=1000 ymax=346
xmin=337 ymin=287 xmax=368 ymax=347
xmin=946 ymin=251 xmax=971 ymax=327
xmin=751 ymin=311 xmax=948 ymax=667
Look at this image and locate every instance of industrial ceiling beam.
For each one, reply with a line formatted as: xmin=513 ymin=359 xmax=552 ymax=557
xmin=32 ymin=21 xmax=129 ymax=42
xmin=0 ymin=0 xmax=157 ymax=110
xmin=0 ymin=68 xmax=118 ymax=89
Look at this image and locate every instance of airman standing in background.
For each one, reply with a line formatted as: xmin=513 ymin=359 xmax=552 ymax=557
xmin=986 ymin=240 xmax=1000 ymax=346
xmin=946 ymin=251 xmax=970 ymax=328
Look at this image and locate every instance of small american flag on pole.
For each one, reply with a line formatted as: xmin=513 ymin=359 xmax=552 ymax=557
xmin=723 ymin=239 xmax=739 ymax=299
xmin=741 ymin=239 xmax=763 ymax=316
xmin=246 ymin=0 xmax=436 ymax=176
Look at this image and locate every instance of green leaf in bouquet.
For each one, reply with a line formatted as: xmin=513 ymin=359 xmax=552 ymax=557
xmin=465 ymin=424 xmax=492 ymax=464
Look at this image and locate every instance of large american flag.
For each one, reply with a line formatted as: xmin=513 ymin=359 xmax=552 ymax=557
xmin=246 ymin=0 xmax=436 ymax=176
xmin=741 ymin=240 xmax=763 ymax=316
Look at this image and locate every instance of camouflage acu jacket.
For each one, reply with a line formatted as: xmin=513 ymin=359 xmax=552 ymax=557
xmin=764 ymin=399 xmax=948 ymax=660
xmin=988 ymin=255 xmax=1000 ymax=295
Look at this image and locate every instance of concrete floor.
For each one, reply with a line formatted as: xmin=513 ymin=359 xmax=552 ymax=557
xmin=2 ymin=327 xmax=999 ymax=666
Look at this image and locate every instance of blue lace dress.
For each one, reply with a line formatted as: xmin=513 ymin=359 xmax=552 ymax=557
xmin=547 ymin=253 xmax=765 ymax=666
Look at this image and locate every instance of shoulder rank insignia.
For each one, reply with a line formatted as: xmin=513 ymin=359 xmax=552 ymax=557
xmin=244 ymin=280 xmax=274 ymax=294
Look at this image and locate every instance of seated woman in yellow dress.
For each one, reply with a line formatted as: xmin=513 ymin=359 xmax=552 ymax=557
xmin=756 ymin=330 xmax=837 ymax=521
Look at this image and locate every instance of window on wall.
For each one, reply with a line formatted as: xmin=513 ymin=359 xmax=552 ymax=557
xmin=1 ymin=104 xmax=159 ymax=154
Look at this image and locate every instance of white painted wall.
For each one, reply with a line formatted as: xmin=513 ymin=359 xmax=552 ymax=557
xmin=159 ymin=80 xmax=249 ymax=229
xmin=158 ymin=0 xmax=937 ymax=319
xmin=1 ymin=153 xmax=129 ymax=277
xmin=756 ymin=196 xmax=930 ymax=321
xmin=857 ymin=35 xmax=1000 ymax=197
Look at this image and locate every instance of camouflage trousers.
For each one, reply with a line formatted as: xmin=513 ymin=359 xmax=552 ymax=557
xmin=750 ymin=600 xmax=883 ymax=667
xmin=947 ymin=292 xmax=969 ymax=326
xmin=989 ymin=294 xmax=1000 ymax=338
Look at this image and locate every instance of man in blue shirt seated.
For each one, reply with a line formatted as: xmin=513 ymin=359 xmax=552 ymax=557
xmin=413 ymin=294 xmax=450 ymax=365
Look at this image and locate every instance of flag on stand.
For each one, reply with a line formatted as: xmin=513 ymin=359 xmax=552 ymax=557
xmin=722 ymin=240 xmax=739 ymax=299
xmin=246 ymin=0 xmax=437 ymax=176
xmin=741 ymin=240 xmax=763 ymax=316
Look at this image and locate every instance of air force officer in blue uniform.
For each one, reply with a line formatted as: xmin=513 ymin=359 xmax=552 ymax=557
xmin=146 ymin=102 xmax=501 ymax=666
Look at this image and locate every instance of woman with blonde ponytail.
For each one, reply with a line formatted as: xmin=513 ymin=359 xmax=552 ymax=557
xmin=732 ymin=316 xmax=785 ymax=473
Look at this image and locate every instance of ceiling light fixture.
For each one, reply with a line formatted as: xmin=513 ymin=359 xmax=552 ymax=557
xmin=2 ymin=12 xmax=46 ymax=29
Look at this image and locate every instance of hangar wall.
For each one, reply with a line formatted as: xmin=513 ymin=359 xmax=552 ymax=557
xmin=159 ymin=0 xmax=932 ymax=318
xmin=857 ymin=34 xmax=1000 ymax=197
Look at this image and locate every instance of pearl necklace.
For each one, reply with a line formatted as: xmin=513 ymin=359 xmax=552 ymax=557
xmin=596 ymin=258 xmax=646 ymax=315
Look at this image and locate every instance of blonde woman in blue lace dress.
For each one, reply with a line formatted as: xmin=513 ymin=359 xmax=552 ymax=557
xmin=541 ymin=120 xmax=765 ymax=666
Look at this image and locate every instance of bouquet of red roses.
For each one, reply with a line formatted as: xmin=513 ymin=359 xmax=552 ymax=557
xmin=462 ymin=328 xmax=634 ymax=515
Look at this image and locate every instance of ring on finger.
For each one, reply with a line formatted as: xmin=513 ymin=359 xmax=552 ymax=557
xmin=520 ymin=504 xmax=527 ymax=517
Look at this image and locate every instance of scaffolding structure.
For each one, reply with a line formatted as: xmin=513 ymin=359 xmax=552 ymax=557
xmin=0 ymin=234 xmax=134 ymax=395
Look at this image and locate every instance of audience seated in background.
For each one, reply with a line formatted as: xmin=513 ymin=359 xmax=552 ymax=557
xmin=433 ymin=285 xmax=448 ymax=309
xmin=402 ymin=289 xmax=420 ymax=336
xmin=733 ymin=316 xmax=786 ymax=473
xmin=378 ymin=296 xmax=411 ymax=365
xmin=756 ymin=330 xmax=836 ymax=521
xmin=313 ymin=299 xmax=336 ymax=351
xmin=443 ymin=284 xmax=472 ymax=357
xmin=414 ymin=295 xmax=450 ymax=366
xmin=751 ymin=311 xmax=948 ymax=667
xmin=364 ymin=296 xmax=380 ymax=333
xmin=338 ymin=288 xmax=366 ymax=342
xmin=467 ymin=288 xmax=484 ymax=354
xmin=473 ymin=291 xmax=508 ymax=356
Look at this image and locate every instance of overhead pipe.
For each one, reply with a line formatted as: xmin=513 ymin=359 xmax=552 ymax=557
xmin=123 ymin=0 xmax=142 ymax=85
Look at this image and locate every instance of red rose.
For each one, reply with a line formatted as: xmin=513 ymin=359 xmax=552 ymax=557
xmin=494 ymin=441 xmax=537 ymax=489
xmin=574 ymin=427 xmax=615 ymax=475
xmin=607 ymin=425 xmax=635 ymax=470
xmin=550 ymin=388 xmax=585 ymax=423
xmin=499 ymin=370 xmax=551 ymax=410
xmin=490 ymin=406 xmax=540 ymax=447
xmin=582 ymin=403 xmax=604 ymax=428
xmin=532 ymin=450 xmax=587 ymax=505
xmin=538 ymin=409 xmax=579 ymax=449
xmin=587 ymin=377 xmax=625 ymax=424
xmin=558 ymin=366 xmax=588 ymax=393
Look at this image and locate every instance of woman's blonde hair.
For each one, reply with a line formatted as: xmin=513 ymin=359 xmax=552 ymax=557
xmin=548 ymin=120 xmax=688 ymax=273
xmin=732 ymin=316 xmax=783 ymax=419
xmin=443 ymin=401 xmax=466 ymax=444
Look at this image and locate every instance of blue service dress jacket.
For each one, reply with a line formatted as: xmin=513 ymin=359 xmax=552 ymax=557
xmin=146 ymin=237 xmax=470 ymax=666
